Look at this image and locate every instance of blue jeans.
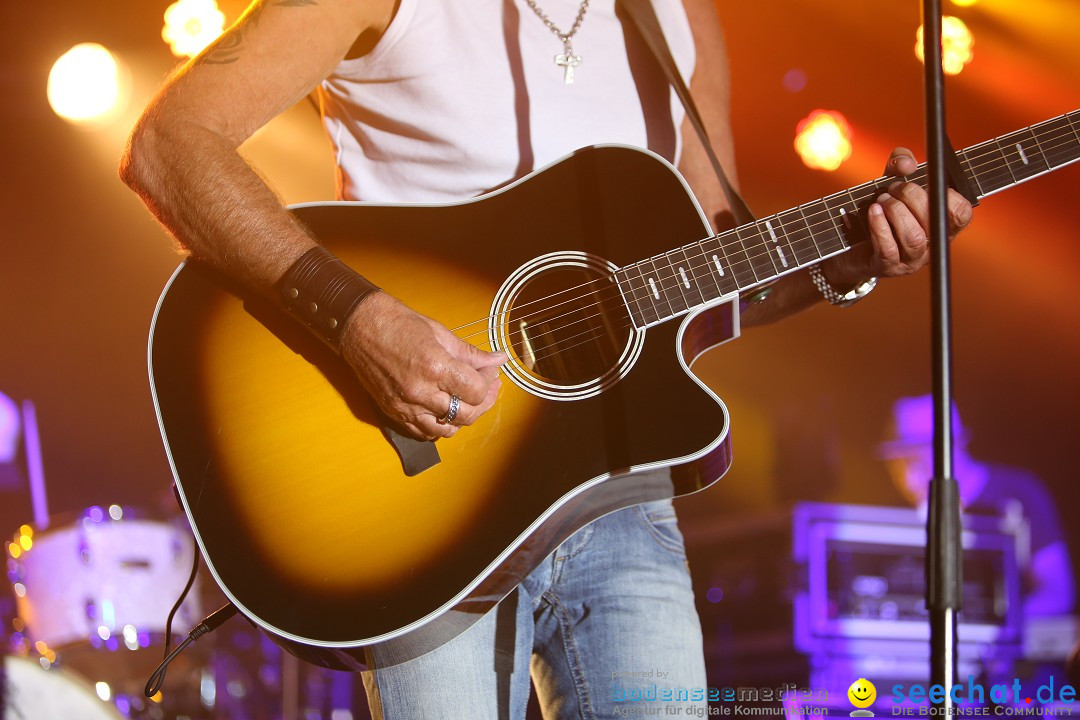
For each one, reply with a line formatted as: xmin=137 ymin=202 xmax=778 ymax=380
xmin=362 ymin=499 xmax=707 ymax=719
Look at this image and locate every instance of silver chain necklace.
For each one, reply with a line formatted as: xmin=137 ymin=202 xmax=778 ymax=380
xmin=523 ymin=0 xmax=591 ymax=84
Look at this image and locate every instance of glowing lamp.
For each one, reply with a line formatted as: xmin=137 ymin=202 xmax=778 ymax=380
xmin=47 ymin=43 xmax=128 ymax=126
xmin=916 ymin=16 xmax=975 ymax=75
xmin=163 ymin=0 xmax=226 ymax=58
xmin=794 ymin=110 xmax=853 ymax=172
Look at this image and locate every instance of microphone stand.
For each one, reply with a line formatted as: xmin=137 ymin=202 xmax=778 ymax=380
xmin=921 ymin=0 xmax=963 ymax=710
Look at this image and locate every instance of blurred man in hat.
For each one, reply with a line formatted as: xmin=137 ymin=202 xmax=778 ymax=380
xmin=881 ymin=394 xmax=1074 ymax=617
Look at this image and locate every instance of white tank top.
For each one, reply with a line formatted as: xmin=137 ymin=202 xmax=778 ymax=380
xmin=318 ymin=0 xmax=695 ymax=203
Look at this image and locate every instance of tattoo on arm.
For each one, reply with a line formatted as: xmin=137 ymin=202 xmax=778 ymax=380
xmin=203 ymin=0 xmax=320 ymax=65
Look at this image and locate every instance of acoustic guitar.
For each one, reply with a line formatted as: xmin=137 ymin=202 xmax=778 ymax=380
xmin=149 ymin=111 xmax=1078 ymax=669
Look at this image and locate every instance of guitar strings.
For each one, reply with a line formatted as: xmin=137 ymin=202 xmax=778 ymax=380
xmin=442 ymin=126 xmax=1078 ymax=360
xmin=450 ymin=124 xmax=1077 ymax=343
xmin=456 ymin=151 xmax=1077 ymax=366
xmin=454 ymin=128 xmax=1079 ymax=361
xmin=465 ymin=122 xmax=1078 ymax=341
xmin=506 ymin=135 xmax=1080 ymax=368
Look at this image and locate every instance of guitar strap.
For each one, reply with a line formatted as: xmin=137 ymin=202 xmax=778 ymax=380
xmin=618 ymin=0 xmax=982 ymax=212
xmin=616 ymin=0 xmax=755 ymax=226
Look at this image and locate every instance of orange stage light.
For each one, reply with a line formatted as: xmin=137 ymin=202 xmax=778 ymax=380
xmin=163 ymin=0 xmax=226 ymax=58
xmin=47 ymin=43 xmax=129 ymax=127
xmin=916 ymin=16 xmax=975 ymax=76
xmin=794 ymin=110 xmax=853 ymax=172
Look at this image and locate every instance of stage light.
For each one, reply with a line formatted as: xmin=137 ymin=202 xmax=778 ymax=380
xmin=163 ymin=0 xmax=226 ymax=58
xmin=47 ymin=43 xmax=128 ymax=126
xmin=794 ymin=110 xmax=853 ymax=172
xmin=916 ymin=16 xmax=975 ymax=75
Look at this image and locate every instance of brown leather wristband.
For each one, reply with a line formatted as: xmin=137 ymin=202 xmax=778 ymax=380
xmin=276 ymin=245 xmax=380 ymax=354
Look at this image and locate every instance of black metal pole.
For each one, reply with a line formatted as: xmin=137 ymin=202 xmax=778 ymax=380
xmin=921 ymin=0 xmax=963 ymax=710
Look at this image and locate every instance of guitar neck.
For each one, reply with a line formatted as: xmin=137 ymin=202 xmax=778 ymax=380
xmin=616 ymin=110 xmax=1080 ymax=328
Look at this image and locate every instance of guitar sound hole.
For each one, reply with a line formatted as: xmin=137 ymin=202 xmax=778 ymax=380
xmin=493 ymin=254 xmax=644 ymax=399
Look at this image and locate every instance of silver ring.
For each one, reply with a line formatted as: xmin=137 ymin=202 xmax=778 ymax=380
xmin=438 ymin=394 xmax=461 ymax=425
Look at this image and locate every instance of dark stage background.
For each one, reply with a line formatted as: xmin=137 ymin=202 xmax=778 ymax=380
xmin=0 ymin=0 xmax=1077 ymax=716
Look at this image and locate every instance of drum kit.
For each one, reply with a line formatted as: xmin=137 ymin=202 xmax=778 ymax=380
xmin=0 ymin=391 xmax=361 ymax=718
xmin=2 ymin=505 xmax=365 ymax=720
xmin=3 ymin=505 xmax=205 ymax=719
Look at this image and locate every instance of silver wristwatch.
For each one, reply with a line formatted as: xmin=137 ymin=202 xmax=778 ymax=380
xmin=809 ymin=265 xmax=878 ymax=308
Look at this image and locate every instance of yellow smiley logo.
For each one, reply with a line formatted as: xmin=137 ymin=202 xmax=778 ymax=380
xmin=848 ymin=678 xmax=877 ymax=709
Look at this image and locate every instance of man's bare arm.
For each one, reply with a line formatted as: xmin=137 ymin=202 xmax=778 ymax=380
xmin=120 ymin=0 xmax=391 ymax=285
xmin=120 ymin=0 xmax=504 ymax=441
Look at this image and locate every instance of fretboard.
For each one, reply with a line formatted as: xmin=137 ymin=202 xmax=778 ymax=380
xmin=615 ymin=110 xmax=1080 ymax=328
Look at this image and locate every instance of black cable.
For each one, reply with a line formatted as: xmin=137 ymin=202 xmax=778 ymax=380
xmin=146 ymin=533 xmax=239 ymax=698
xmin=145 ymin=603 xmax=239 ymax=698
xmin=163 ymin=540 xmax=201 ymax=656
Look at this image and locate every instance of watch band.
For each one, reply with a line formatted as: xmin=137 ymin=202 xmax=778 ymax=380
xmin=809 ymin=265 xmax=878 ymax=308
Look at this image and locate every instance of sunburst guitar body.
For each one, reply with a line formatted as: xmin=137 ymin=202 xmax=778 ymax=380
xmin=151 ymin=110 xmax=1080 ymax=669
xmin=150 ymin=145 xmax=737 ymax=670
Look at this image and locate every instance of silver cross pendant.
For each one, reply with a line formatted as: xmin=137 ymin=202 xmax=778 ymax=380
xmin=554 ymin=40 xmax=581 ymax=84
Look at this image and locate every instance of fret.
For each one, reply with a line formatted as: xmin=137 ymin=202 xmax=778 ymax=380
xmin=736 ymin=223 xmax=777 ymax=282
xmin=1035 ymin=115 xmax=1080 ymax=168
xmin=822 ymin=193 xmax=861 ymax=250
xmin=966 ymin=139 xmax=1014 ymax=196
xmin=716 ymin=229 xmax=757 ymax=290
xmin=642 ymin=255 xmax=682 ymax=319
xmin=617 ymin=262 xmax=660 ymax=327
xmin=673 ymin=243 xmax=717 ymax=306
xmin=847 ymin=181 xmax=882 ymax=210
xmin=956 ymin=152 xmax=985 ymax=197
xmin=653 ymin=252 xmax=693 ymax=317
xmin=802 ymin=199 xmax=847 ymax=257
xmin=998 ymin=129 xmax=1050 ymax=183
xmin=774 ymin=208 xmax=820 ymax=267
xmin=696 ymin=234 xmax=740 ymax=297
xmin=614 ymin=264 xmax=649 ymax=328
xmin=991 ymin=138 xmax=1020 ymax=184
xmin=764 ymin=213 xmax=798 ymax=267
xmin=796 ymin=204 xmax=828 ymax=260
xmin=1066 ymin=112 xmax=1080 ymax=149
xmin=761 ymin=217 xmax=795 ymax=272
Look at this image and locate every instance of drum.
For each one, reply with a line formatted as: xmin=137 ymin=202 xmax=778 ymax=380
xmin=2 ymin=654 xmax=124 ymax=720
xmin=9 ymin=506 xmax=202 ymax=692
